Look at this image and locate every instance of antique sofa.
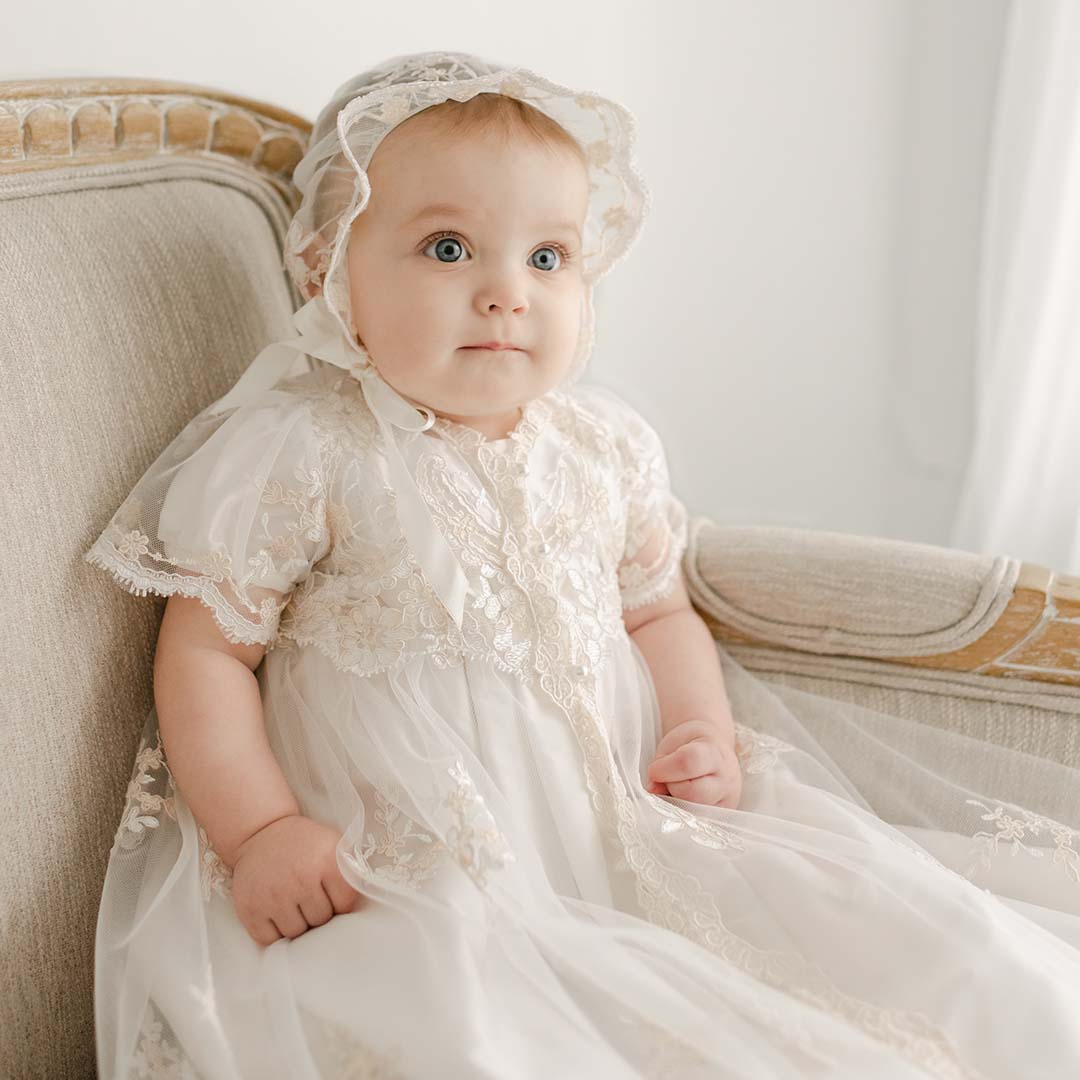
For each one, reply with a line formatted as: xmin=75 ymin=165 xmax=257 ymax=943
xmin=1 ymin=78 xmax=1078 ymax=1080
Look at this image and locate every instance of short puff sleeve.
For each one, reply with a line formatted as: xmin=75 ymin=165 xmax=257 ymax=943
xmin=84 ymin=390 xmax=334 ymax=646
xmin=579 ymin=386 xmax=690 ymax=611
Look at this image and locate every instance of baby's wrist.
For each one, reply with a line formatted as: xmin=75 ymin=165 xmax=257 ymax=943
xmin=230 ymin=810 xmax=301 ymax=866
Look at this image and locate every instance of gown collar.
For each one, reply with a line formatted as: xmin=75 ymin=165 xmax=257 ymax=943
xmin=428 ymin=393 xmax=552 ymax=454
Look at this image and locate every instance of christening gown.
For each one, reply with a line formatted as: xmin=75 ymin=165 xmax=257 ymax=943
xmin=85 ymin=362 xmax=1080 ymax=1079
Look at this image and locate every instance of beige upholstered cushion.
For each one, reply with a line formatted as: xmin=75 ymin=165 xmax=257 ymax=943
xmin=684 ymin=521 xmax=1080 ymax=770
xmin=0 ymin=156 xmax=300 ymax=1080
xmin=686 ymin=522 xmax=1017 ymax=655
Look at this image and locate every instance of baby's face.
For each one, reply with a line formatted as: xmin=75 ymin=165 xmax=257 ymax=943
xmin=345 ymin=119 xmax=589 ymax=438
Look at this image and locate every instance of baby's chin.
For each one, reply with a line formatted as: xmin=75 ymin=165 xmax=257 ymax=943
xmin=377 ymin=348 xmax=569 ymax=411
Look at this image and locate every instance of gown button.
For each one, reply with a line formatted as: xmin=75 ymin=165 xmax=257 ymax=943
xmin=570 ymin=663 xmax=590 ymax=678
xmin=539 ymin=541 xmax=552 ymax=554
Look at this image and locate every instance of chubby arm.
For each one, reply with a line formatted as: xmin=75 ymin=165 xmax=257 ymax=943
xmin=154 ymin=593 xmax=300 ymax=868
xmin=623 ymin=568 xmax=736 ymax=749
xmin=154 ymin=595 xmax=364 ymax=944
xmin=625 ymin=569 xmax=743 ymax=807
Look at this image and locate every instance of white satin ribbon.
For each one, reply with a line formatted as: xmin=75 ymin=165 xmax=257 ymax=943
xmin=212 ymin=294 xmax=469 ymax=630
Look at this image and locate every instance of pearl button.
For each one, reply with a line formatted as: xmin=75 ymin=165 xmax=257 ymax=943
xmin=539 ymin=541 xmax=552 ymax=555
xmin=569 ymin=663 xmax=590 ymax=678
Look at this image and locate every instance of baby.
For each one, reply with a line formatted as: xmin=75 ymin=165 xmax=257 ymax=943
xmin=153 ymin=88 xmax=741 ymax=947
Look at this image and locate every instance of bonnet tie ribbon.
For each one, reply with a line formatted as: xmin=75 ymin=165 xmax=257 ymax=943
xmin=216 ymin=294 xmax=469 ymax=631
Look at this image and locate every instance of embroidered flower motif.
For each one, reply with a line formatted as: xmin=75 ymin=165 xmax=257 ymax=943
xmin=346 ymin=786 xmax=444 ymax=890
xmin=196 ymin=825 xmax=234 ymax=902
xmin=129 ymin=999 xmax=200 ymax=1079
xmin=113 ymin=527 xmax=151 ymax=561
xmin=471 ymin=562 xmax=525 ymax=622
xmin=258 ymin=594 xmax=285 ymax=627
xmin=254 ymin=470 xmax=328 ymax=561
xmin=443 ymin=759 xmax=516 ymax=890
xmin=173 ymin=547 xmax=231 ymax=583
xmin=646 ymin=794 xmax=746 ymax=853
xmin=733 ymin=723 xmax=798 ymax=775
xmin=344 ymin=763 xmax=515 ymax=894
xmin=340 ymin=597 xmax=415 ymax=669
xmin=963 ymin=798 xmax=1080 ymax=885
xmin=114 ymin=732 xmax=176 ymax=851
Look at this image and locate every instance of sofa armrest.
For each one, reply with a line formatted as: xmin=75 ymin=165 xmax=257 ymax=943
xmin=683 ymin=519 xmax=1080 ymax=769
xmin=684 ymin=519 xmax=1079 ymax=686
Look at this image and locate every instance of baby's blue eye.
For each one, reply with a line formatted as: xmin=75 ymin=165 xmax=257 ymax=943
xmin=424 ymin=235 xmax=470 ymax=263
xmin=529 ymin=246 xmax=562 ymax=272
xmin=421 ymin=233 xmax=565 ymax=271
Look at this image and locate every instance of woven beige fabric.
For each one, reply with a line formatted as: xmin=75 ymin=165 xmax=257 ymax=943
xmin=0 ymin=157 xmax=298 ymax=1080
xmin=685 ymin=517 xmax=1019 ymax=656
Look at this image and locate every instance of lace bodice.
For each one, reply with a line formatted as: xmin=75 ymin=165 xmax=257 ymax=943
xmin=85 ymin=367 xmax=689 ymax=684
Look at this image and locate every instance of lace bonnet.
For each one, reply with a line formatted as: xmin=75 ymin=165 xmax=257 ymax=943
xmin=212 ymin=50 xmax=650 ymax=629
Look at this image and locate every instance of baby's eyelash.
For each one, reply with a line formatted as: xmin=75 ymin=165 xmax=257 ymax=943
xmin=541 ymin=240 xmax=575 ymax=262
xmin=421 ymin=230 xmax=575 ymax=263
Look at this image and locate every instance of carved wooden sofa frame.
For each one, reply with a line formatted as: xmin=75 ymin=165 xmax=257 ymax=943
xmin=2 ymin=79 xmax=1076 ymax=1080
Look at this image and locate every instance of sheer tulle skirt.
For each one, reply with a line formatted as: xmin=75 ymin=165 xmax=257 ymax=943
xmin=95 ymin=635 xmax=1080 ymax=1078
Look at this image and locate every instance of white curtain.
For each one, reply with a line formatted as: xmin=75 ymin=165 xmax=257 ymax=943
xmin=950 ymin=0 xmax=1080 ymax=573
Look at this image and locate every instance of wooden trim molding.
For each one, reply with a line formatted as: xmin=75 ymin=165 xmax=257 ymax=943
xmin=698 ymin=562 xmax=1080 ymax=689
xmin=0 ymin=78 xmax=311 ymax=207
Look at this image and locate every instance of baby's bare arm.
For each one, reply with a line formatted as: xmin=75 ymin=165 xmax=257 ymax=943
xmin=153 ymin=593 xmax=299 ymax=869
xmin=153 ymin=594 xmax=363 ymax=942
xmin=624 ymin=569 xmax=736 ymax=747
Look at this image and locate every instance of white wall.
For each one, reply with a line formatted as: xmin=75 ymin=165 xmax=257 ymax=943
xmin=590 ymin=0 xmax=1009 ymax=546
xmin=4 ymin=0 xmax=1010 ymax=549
xmin=885 ymin=0 xmax=1011 ymax=545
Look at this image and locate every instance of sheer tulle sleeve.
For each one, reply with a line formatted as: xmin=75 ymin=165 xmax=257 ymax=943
xmin=617 ymin=402 xmax=689 ymax=610
xmin=84 ymin=389 xmax=334 ymax=647
xmin=576 ymin=385 xmax=689 ymax=612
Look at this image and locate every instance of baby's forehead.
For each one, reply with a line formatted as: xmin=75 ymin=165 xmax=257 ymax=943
xmin=364 ymin=129 xmax=587 ymax=227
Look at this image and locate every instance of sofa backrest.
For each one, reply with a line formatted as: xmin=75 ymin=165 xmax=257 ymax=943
xmin=0 ymin=78 xmax=310 ymax=1080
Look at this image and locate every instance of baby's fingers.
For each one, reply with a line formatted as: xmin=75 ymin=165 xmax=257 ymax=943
xmin=298 ymin=883 xmax=335 ymax=929
xmin=324 ymin=868 xmax=364 ymax=915
xmin=270 ymin=901 xmax=310 ymax=941
xmin=647 ymin=741 xmax=714 ymax=785
xmin=243 ymin=913 xmax=282 ymax=947
xmin=667 ymin=774 xmax=727 ymax=805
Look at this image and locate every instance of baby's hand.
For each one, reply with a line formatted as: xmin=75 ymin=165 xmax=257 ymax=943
xmin=644 ymin=718 xmax=743 ymax=810
xmin=231 ymin=814 xmax=364 ymax=946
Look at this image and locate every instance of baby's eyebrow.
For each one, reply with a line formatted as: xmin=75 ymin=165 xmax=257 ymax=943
xmin=403 ymin=202 xmax=582 ymax=242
